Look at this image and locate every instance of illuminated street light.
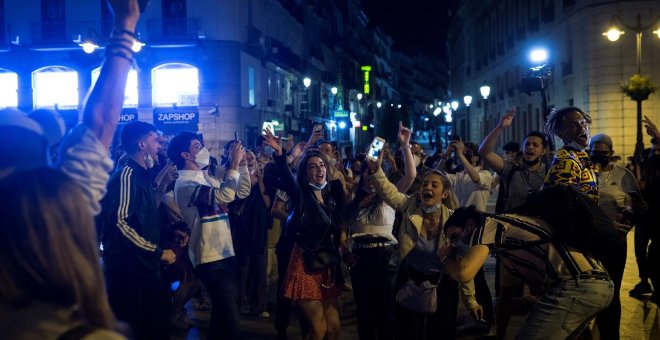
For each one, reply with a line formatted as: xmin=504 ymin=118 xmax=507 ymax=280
xmin=376 ymin=101 xmax=382 ymax=108
xmin=603 ymin=27 xmax=624 ymax=41
xmin=429 ymin=104 xmax=434 ymax=109
xmin=480 ymin=85 xmax=491 ymax=99
xmin=464 ymin=95 xmax=473 ymax=138
xmin=331 ymin=87 xmax=338 ymax=95
xmin=603 ymin=14 xmax=660 ymax=162
xmin=463 ymin=95 xmax=473 ymax=107
xmin=529 ymin=48 xmax=549 ymax=64
xmin=339 ymin=121 xmax=347 ymax=129
xmin=433 ymin=107 xmax=442 ymax=116
xmin=131 ymin=40 xmax=146 ymax=53
xmin=79 ymin=41 xmax=99 ymax=54
xmin=303 ymin=77 xmax=311 ymax=88
xmin=397 ymin=104 xmax=402 ymax=109
xmin=451 ymin=101 xmax=459 ymax=111
xmin=357 ymin=93 xmax=363 ymax=101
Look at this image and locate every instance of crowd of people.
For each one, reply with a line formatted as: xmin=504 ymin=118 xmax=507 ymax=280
xmin=0 ymin=1 xmax=659 ymax=340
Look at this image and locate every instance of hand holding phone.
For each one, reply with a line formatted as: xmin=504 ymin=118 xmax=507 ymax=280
xmin=367 ymin=137 xmax=386 ymax=162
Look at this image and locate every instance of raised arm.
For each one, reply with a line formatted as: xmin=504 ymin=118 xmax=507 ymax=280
xmin=264 ymin=129 xmax=300 ymax=204
xmin=366 ymin=152 xmax=413 ymax=211
xmin=453 ymin=140 xmax=480 ymax=183
xmin=479 ymin=109 xmax=516 ymax=174
xmin=396 ymin=121 xmax=417 ymax=193
xmin=83 ymin=0 xmax=141 ymax=150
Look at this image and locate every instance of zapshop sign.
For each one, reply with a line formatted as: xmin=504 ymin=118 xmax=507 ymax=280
xmin=153 ymin=107 xmax=199 ymax=133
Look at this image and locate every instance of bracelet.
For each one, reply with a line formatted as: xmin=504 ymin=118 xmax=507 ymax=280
xmin=106 ymin=42 xmax=135 ymax=54
xmin=112 ymin=28 xmax=137 ymax=39
xmin=105 ymin=50 xmax=134 ymax=64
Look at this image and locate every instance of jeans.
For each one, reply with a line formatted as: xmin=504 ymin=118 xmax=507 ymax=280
xmin=104 ymin=269 xmax=169 ymax=340
xmin=196 ymin=257 xmax=239 ymax=340
xmin=596 ymin=245 xmax=627 ymax=340
xmin=350 ymin=245 xmax=398 ymax=340
xmin=514 ymin=275 xmax=614 ymax=340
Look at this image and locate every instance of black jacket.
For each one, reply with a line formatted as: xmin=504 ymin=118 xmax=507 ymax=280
xmin=99 ymin=158 xmax=163 ymax=277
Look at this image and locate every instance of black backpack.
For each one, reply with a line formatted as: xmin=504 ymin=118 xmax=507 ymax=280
xmin=508 ymin=184 xmax=626 ymax=262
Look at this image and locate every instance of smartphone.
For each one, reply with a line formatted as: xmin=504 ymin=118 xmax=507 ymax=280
xmin=313 ymin=124 xmax=323 ymax=134
xmin=367 ymin=136 xmax=386 ymax=162
xmin=450 ymin=135 xmax=462 ymax=142
xmin=234 ymin=131 xmax=239 ymax=142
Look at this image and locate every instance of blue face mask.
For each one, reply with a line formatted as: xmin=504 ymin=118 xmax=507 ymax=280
xmin=263 ymin=145 xmax=275 ymax=156
xmin=421 ymin=202 xmax=441 ymax=213
xmin=309 ymin=181 xmax=327 ymax=190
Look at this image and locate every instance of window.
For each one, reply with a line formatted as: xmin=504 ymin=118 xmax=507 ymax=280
xmin=33 ymin=66 xmax=79 ymax=109
xmin=0 ymin=69 xmax=18 ymax=108
xmin=92 ymin=68 xmax=138 ymax=107
xmin=152 ymin=63 xmax=199 ymax=107
xmin=248 ymin=66 xmax=255 ymax=106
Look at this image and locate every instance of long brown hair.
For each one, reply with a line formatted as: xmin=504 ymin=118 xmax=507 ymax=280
xmin=0 ymin=168 xmax=116 ymax=328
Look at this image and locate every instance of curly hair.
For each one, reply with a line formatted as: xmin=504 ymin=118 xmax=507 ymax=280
xmin=544 ymin=106 xmax=591 ymax=142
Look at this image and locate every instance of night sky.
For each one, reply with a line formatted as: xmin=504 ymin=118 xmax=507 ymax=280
xmin=361 ymin=0 xmax=452 ymax=58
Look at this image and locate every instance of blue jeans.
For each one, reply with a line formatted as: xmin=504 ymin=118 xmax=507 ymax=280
xmin=196 ymin=257 xmax=239 ymax=340
xmin=514 ymin=274 xmax=614 ymax=340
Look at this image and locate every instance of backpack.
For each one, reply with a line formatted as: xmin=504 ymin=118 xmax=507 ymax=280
xmin=508 ymin=184 xmax=626 ymax=262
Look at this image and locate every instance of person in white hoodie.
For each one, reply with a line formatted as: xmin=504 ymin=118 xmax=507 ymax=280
xmin=168 ymin=131 xmax=251 ymax=340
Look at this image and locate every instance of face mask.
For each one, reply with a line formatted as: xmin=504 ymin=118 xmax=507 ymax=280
xmin=522 ymin=157 xmax=541 ymax=167
xmin=452 ymin=239 xmax=470 ymax=257
xmin=141 ymin=150 xmax=154 ymax=169
xmin=309 ymin=181 xmax=327 ymax=190
xmin=195 ymin=147 xmax=211 ymax=168
xmin=413 ymin=155 xmax=421 ymax=167
xmin=263 ymin=146 xmax=275 ymax=156
xmin=421 ymin=202 xmax=441 ymax=213
xmin=590 ymin=155 xmax=611 ymax=167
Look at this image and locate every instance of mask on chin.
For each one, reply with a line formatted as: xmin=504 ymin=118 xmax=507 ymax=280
xmin=421 ymin=202 xmax=441 ymax=213
xmin=564 ymin=140 xmax=587 ymax=151
xmin=309 ymin=181 xmax=327 ymax=190
xmin=141 ymin=150 xmax=155 ymax=169
xmin=522 ymin=157 xmax=541 ymax=167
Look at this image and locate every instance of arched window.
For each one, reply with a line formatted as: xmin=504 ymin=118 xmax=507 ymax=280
xmin=92 ymin=67 xmax=138 ymax=107
xmin=152 ymin=63 xmax=199 ymax=107
xmin=0 ymin=69 xmax=18 ymax=109
xmin=32 ymin=66 xmax=79 ymax=109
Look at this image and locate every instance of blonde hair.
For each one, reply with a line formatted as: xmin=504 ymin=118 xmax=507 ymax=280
xmin=423 ymin=170 xmax=459 ymax=209
xmin=0 ymin=168 xmax=116 ymax=329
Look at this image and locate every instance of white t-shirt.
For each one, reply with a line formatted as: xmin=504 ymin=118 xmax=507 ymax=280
xmin=447 ymin=169 xmax=493 ymax=211
xmin=349 ymin=201 xmax=397 ymax=244
xmin=597 ymin=164 xmax=640 ymax=220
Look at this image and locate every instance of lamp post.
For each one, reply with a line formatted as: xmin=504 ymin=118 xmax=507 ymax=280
xmin=480 ymin=85 xmax=491 ymax=136
xmin=603 ymin=14 xmax=660 ymax=163
xmin=463 ymin=95 xmax=473 ymax=140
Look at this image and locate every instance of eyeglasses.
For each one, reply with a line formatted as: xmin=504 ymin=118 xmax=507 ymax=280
xmin=191 ymin=143 xmax=203 ymax=151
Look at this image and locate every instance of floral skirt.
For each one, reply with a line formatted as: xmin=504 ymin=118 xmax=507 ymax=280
xmin=281 ymin=244 xmax=341 ymax=301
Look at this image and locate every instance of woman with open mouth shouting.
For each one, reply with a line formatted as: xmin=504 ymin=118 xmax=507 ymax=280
xmin=366 ymin=147 xmax=481 ymax=340
xmin=263 ymin=129 xmax=344 ymax=340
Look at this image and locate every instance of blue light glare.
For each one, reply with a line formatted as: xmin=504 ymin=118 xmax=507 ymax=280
xmin=530 ymin=48 xmax=548 ymax=64
xmin=152 ymin=63 xmax=200 ymax=107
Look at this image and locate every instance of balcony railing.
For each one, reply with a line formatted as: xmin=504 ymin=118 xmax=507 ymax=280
xmin=146 ymin=18 xmax=199 ymax=42
xmin=30 ymin=21 xmax=104 ymax=45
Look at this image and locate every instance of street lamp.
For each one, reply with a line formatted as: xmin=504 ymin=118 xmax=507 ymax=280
xmin=463 ymin=95 xmax=473 ymax=139
xmin=377 ymin=101 xmax=382 ymax=108
xmin=480 ymin=85 xmax=491 ymax=136
xmin=357 ymin=93 xmax=363 ymax=101
xmin=451 ymin=100 xmax=459 ymax=111
xmin=603 ymin=14 xmax=660 ymax=162
xmin=303 ymin=77 xmax=311 ymax=88
xmin=331 ymin=87 xmax=338 ymax=95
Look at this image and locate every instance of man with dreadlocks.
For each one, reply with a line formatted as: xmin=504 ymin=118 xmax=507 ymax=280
xmin=543 ymin=107 xmax=598 ymax=201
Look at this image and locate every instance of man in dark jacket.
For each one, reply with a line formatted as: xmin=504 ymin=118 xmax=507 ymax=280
xmin=100 ymin=121 xmax=176 ymax=340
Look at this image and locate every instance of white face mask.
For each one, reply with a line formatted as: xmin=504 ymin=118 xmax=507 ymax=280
xmin=565 ymin=140 xmax=587 ymax=151
xmin=309 ymin=181 xmax=327 ymax=190
xmin=421 ymin=202 xmax=441 ymax=213
xmin=141 ymin=150 xmax=154 ymax=169
xmin=195 ymin=147 xmax=211 ymax=168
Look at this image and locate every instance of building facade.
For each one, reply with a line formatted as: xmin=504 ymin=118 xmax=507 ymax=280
xmin=449 ymin=0 xmax=660 ymax=158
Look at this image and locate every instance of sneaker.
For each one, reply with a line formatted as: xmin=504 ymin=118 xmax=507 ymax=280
xmin=259 ymin=311 xmax=270 ymax=318
xmin=629 ymin=281 xmax=653 ymax=297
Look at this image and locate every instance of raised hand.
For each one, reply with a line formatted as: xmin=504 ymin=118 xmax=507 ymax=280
xmin=366 ymin=148 xmax=384 ymax=174
xmin=263 ymin=129 xmax=283 ymax=156
xmin=284 ymin=134 xmax=295 ymax=152
xmin=154 ymin=162 xmax=177 ymax=188
xmin=499 ymin=107 xmax=516 ymax=129
xmin=452 ymin=140 xmax=466 ymax=155
xmin=643 ymin=115 xmax=659 ymax=140
xmin=108 ymin=0 xmax=141 ymax=30
xmin=229 ymin=141 xmax=245 ymax=169
xmin=398 ymin=121 xmax=412 ymax=147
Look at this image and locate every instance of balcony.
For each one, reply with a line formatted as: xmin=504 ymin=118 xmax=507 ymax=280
xmin=146 ymin=18 xmax=199 ymax=43
xmin=30 ymin=21 xmax=104 ymax=45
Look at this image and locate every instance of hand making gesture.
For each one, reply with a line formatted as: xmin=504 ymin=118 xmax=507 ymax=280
xmin=263 ymin=129 xmax=283 ymax=156
xmin=499 ymin=107 xmax=516 ymax=129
